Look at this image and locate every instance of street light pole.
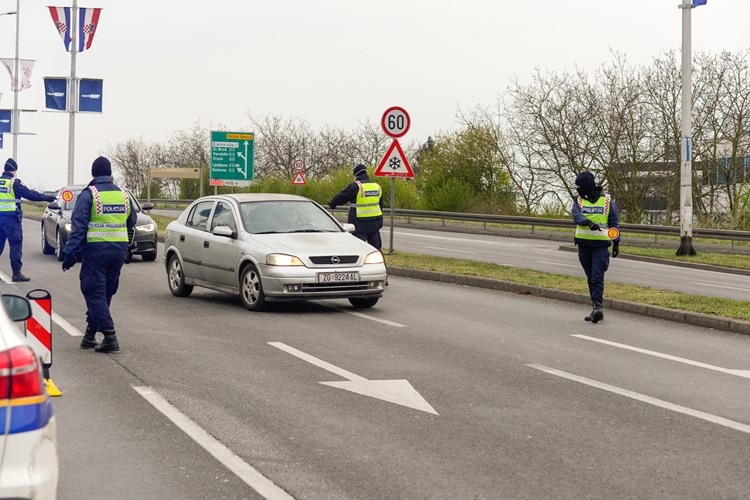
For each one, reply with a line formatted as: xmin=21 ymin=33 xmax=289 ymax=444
xmin=11 ymin=0 xmax=19 ymax=159
xmin=677 ymin=1 xmax=697 ymax=256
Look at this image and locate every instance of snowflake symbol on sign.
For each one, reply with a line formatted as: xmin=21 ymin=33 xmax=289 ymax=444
xmin=389 ymin=157 xmax=401 ymax=170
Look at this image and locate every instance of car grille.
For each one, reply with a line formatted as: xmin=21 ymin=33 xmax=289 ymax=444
xmin=135 ymin=241 xmax=156 ymax=252
xmin=300 ymin=282 xmax=372 ymax=293
xmin=309 ymin=255 xmax=359 ymax=265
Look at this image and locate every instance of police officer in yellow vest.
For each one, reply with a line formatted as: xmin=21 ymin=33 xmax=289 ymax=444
xmin=0 ymin=158 xmax=56 ymax=282
xmin=328 ymin=164 xmax=384 ymax=250
xmin=572 ymin=171 xmax=621 ymax=323
xmin=62 ymin=157 xmax=137 ymax=352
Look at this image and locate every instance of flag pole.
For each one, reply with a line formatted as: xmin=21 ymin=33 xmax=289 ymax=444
xmin=67 ymin=0 xmax=78 ymax=185
xmin=11 ymin=0 xmax=19 ymax=159
xmin=677 ymin=1 xmax=697 ymax=256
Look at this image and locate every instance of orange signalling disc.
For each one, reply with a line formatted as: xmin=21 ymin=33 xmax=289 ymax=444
xmin=607 ymin=227 xmax=620 ymax=239
xmin=61 ymin=190 xmax=74 ymax=203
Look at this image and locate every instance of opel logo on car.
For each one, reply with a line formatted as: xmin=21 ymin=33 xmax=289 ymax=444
xmin=331 ymin=256 xmax=341 ymax=264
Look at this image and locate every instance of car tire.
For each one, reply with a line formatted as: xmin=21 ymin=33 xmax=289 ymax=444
xmin=55 ymin=231 xmax=65 ymax=262
xmin=41 ymin=224 xmax=54 ymax=255
xmin=239 ymin=264 xmax=267 ymax=311
xmin=141 ymin=252 xmax=157 ymax=262
xmin=348 ymin=297 xmax=379 ymax=309
xmin=167 ymin=254 xmax=193 ymax=297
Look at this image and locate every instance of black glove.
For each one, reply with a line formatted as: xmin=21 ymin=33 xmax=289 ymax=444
xmin=587 ymin=221 xmax=601 ymax=231
xmin=47 ymin=195 xmax=56 ymax=203
xmin=62 ymin=253 xmax=77 ymax=272
xmin=612 ymin=242 xmax=619 ymax=258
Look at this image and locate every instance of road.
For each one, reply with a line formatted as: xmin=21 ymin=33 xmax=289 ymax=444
xmin=4 ymin=219 xmax=750 ymax=499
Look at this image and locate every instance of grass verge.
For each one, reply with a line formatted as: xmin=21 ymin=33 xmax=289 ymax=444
xmin=386 ymin=251 xmax=750 ymax=321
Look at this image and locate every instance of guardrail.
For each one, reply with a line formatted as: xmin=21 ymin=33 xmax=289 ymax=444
xmin=148 ymin=199 xmax=750 ymax=246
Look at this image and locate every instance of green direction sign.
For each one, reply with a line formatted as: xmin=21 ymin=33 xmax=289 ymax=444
xmin=210 ymin=131 xmax=254 ymax=186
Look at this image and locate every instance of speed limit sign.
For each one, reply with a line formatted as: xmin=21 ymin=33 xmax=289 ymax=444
xmin=381 ymin=106 xmax=410 ymax=138
xmin=293 ymin=159 xmax=305 ymax=171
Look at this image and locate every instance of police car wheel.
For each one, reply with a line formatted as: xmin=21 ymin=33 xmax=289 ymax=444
xmin=239 ymin=264 xmax=266 ymax=312
xmin=348 ymin=297 xmax=379 ymax=309
xmin=168 ymin=254 xmax=193 ymax=297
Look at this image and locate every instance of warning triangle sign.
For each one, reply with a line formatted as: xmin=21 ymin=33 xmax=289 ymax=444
xmin=374 ymin=139 xmax=414 ymax=178
xmin=292 ymin=172 xmax=306 ymax=185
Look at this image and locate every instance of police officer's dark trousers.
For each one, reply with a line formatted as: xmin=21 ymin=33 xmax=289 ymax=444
xmin=0 ymin=215 xmax=24 ymax=273
xmin=577 ymin=245 xmax=609 ymax=305
xmin=80 ymin=246 xmax=125 ymax=332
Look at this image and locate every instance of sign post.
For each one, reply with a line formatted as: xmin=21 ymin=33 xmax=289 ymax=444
xmin=377 ymin=107 xmax=413 ymax=253
xmin=210 ymin=131 xmax=254 ymax=189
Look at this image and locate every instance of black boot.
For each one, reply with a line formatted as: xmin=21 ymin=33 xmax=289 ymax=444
xmin=584 ymin=303 xmax=595 ymax=321
xmin=591 ymin=303 xmax=604 ymax=324
xmin=11 ymin=271 xmax=30 ymax=282
xmin=95 ymin=330 xmax=120 ymax=353
xmin=80 ymin=325 xmax=99 ymax=349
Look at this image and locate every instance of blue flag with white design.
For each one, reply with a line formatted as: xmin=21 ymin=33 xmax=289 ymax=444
xmin=692 ymin=0 xmax=707 ymax=6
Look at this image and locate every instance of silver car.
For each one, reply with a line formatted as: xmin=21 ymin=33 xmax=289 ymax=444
xmin=163 ymin=193 xmax=387 ymax=311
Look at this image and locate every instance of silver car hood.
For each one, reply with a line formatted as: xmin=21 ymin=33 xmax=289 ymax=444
xmin=250 ymin=232 xmax=374 ymax=255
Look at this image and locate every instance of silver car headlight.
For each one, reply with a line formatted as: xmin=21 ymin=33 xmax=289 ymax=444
xmin=266 ymin=254 xmax=304 ymax=266
xmin=364 ymin=251 xmax=384 ymax=264
xmin=135 ymin=223 xmax=156 ymax=233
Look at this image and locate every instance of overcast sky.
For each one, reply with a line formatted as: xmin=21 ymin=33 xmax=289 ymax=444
xmin=0 ymin=0 xmax=748 ymax=191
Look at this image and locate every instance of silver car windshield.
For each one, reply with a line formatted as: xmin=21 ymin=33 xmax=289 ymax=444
xmin=240 ymin=201 xmax=342 ymax=234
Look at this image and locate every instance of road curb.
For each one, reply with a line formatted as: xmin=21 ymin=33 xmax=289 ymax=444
xmin=388 ymin=267 xmax=750 ymax=336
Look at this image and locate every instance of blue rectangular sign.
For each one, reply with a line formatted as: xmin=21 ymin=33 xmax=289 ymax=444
xmin=0 ymin=109 xmax=10 ymax=133
xmin=44 ymin=78 xmax=68 ymax=111
xmin=79 ymin=79 xmax=103 ymax=113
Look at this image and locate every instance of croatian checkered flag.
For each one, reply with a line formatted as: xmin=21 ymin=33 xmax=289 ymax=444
xmin=48 ymin=6 xmax=72 ymax=51
xmin=78 ymin=7 xmax=102 ymax=52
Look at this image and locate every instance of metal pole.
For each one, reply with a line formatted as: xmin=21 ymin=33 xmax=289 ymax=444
xmin=677 ymin=1 xmax=697 ymax=255
xmin=11 ymin=0 xmax=19 ymax=159
xmin=389 ymin=177 xmax=395 ymax=253
xmin=67 ymin=0 xmax=78 ymax=185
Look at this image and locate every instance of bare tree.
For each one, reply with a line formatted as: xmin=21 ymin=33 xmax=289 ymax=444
xmin=107 ymin=138 xmax=163 ymax=197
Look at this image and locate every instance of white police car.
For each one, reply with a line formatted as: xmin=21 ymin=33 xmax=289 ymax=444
xmin=0 ymin=294 xmax=58 ymax=499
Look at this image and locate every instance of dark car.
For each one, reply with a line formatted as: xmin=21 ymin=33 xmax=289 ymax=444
xmin=41 ymin=185 xmax=158 ymax=262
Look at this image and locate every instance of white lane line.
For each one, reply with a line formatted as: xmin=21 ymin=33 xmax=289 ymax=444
xmin=691 ymin=281 xmax=750 ymax=292
xmin=133 ymin=386 xmax=295 ymax=500
xmin=322 ymin=303 xmax=406 ymax=328
xmin=527 ymin=364 xmax=750 ymax=435
xmin=536 ymin=260 xmax=578 ymax=268
xmin=395 ymin=230 xmax=529 ymax=247
xmin=424 ymin=245 xmax=476 ymax=254
xmin=572 ymin=334 xmax=750 ymax=379
xmin=0 ymin=272 xmax=13 ymax=284
xmin=52 ymin=312 xmax=82 ymax=337
xmin=268 ymin=342 xmax=365 ymax=381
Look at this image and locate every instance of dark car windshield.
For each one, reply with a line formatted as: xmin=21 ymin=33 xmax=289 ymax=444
xmin=240 ymin=200 xmax=342 ymax=234
xmin=59 ymin=187 xmax=143 ymax=213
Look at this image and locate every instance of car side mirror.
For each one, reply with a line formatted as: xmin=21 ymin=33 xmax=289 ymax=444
xmin=212 ymin=226 xmax=235 ymax=238
xmin=1 ymin=294 xmax=31 ymax=322
xmin=342 ymin=223 xmax=356 ymax=233
xmin=141 ymin=202 xmax=154 ymax=211
xmin=48 ymin=201 xmax=60 ymax=210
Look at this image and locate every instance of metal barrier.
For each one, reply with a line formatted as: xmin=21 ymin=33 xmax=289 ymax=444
xmin=149 ymin=200 xmax=750 ymax=245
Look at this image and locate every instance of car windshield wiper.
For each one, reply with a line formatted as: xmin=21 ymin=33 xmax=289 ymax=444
xmin=253 ymin=230 xmax=282 ymax=234
xmin=288 ymin=229 xmax=332 ymax=233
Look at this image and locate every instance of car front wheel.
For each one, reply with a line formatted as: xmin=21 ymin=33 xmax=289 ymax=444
xmin=239 ymin=264 xmax=266 ymax=311
xmin=348 ymin=297 xmax=379 ymax=309
xmin=41 ymin=224 xmax=54 ymax=255
xmin=168 ymin=255 xmax=193 ymax=297
xmin=55 ymin=231 xmax=65 ymax=262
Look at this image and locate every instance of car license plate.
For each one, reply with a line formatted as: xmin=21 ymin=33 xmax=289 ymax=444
xmin=317 ymin=272 xmax=359 ymax=283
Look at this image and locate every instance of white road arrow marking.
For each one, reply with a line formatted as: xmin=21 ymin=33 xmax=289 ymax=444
xmin=572 ymin=334 xmax=750 ymax=379
xmin=268 ymin=342 xmax=438 ymax=415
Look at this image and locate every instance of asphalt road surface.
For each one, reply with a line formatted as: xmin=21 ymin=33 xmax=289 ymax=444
xmin=6 ymin=218 xmax=750 ymax=499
